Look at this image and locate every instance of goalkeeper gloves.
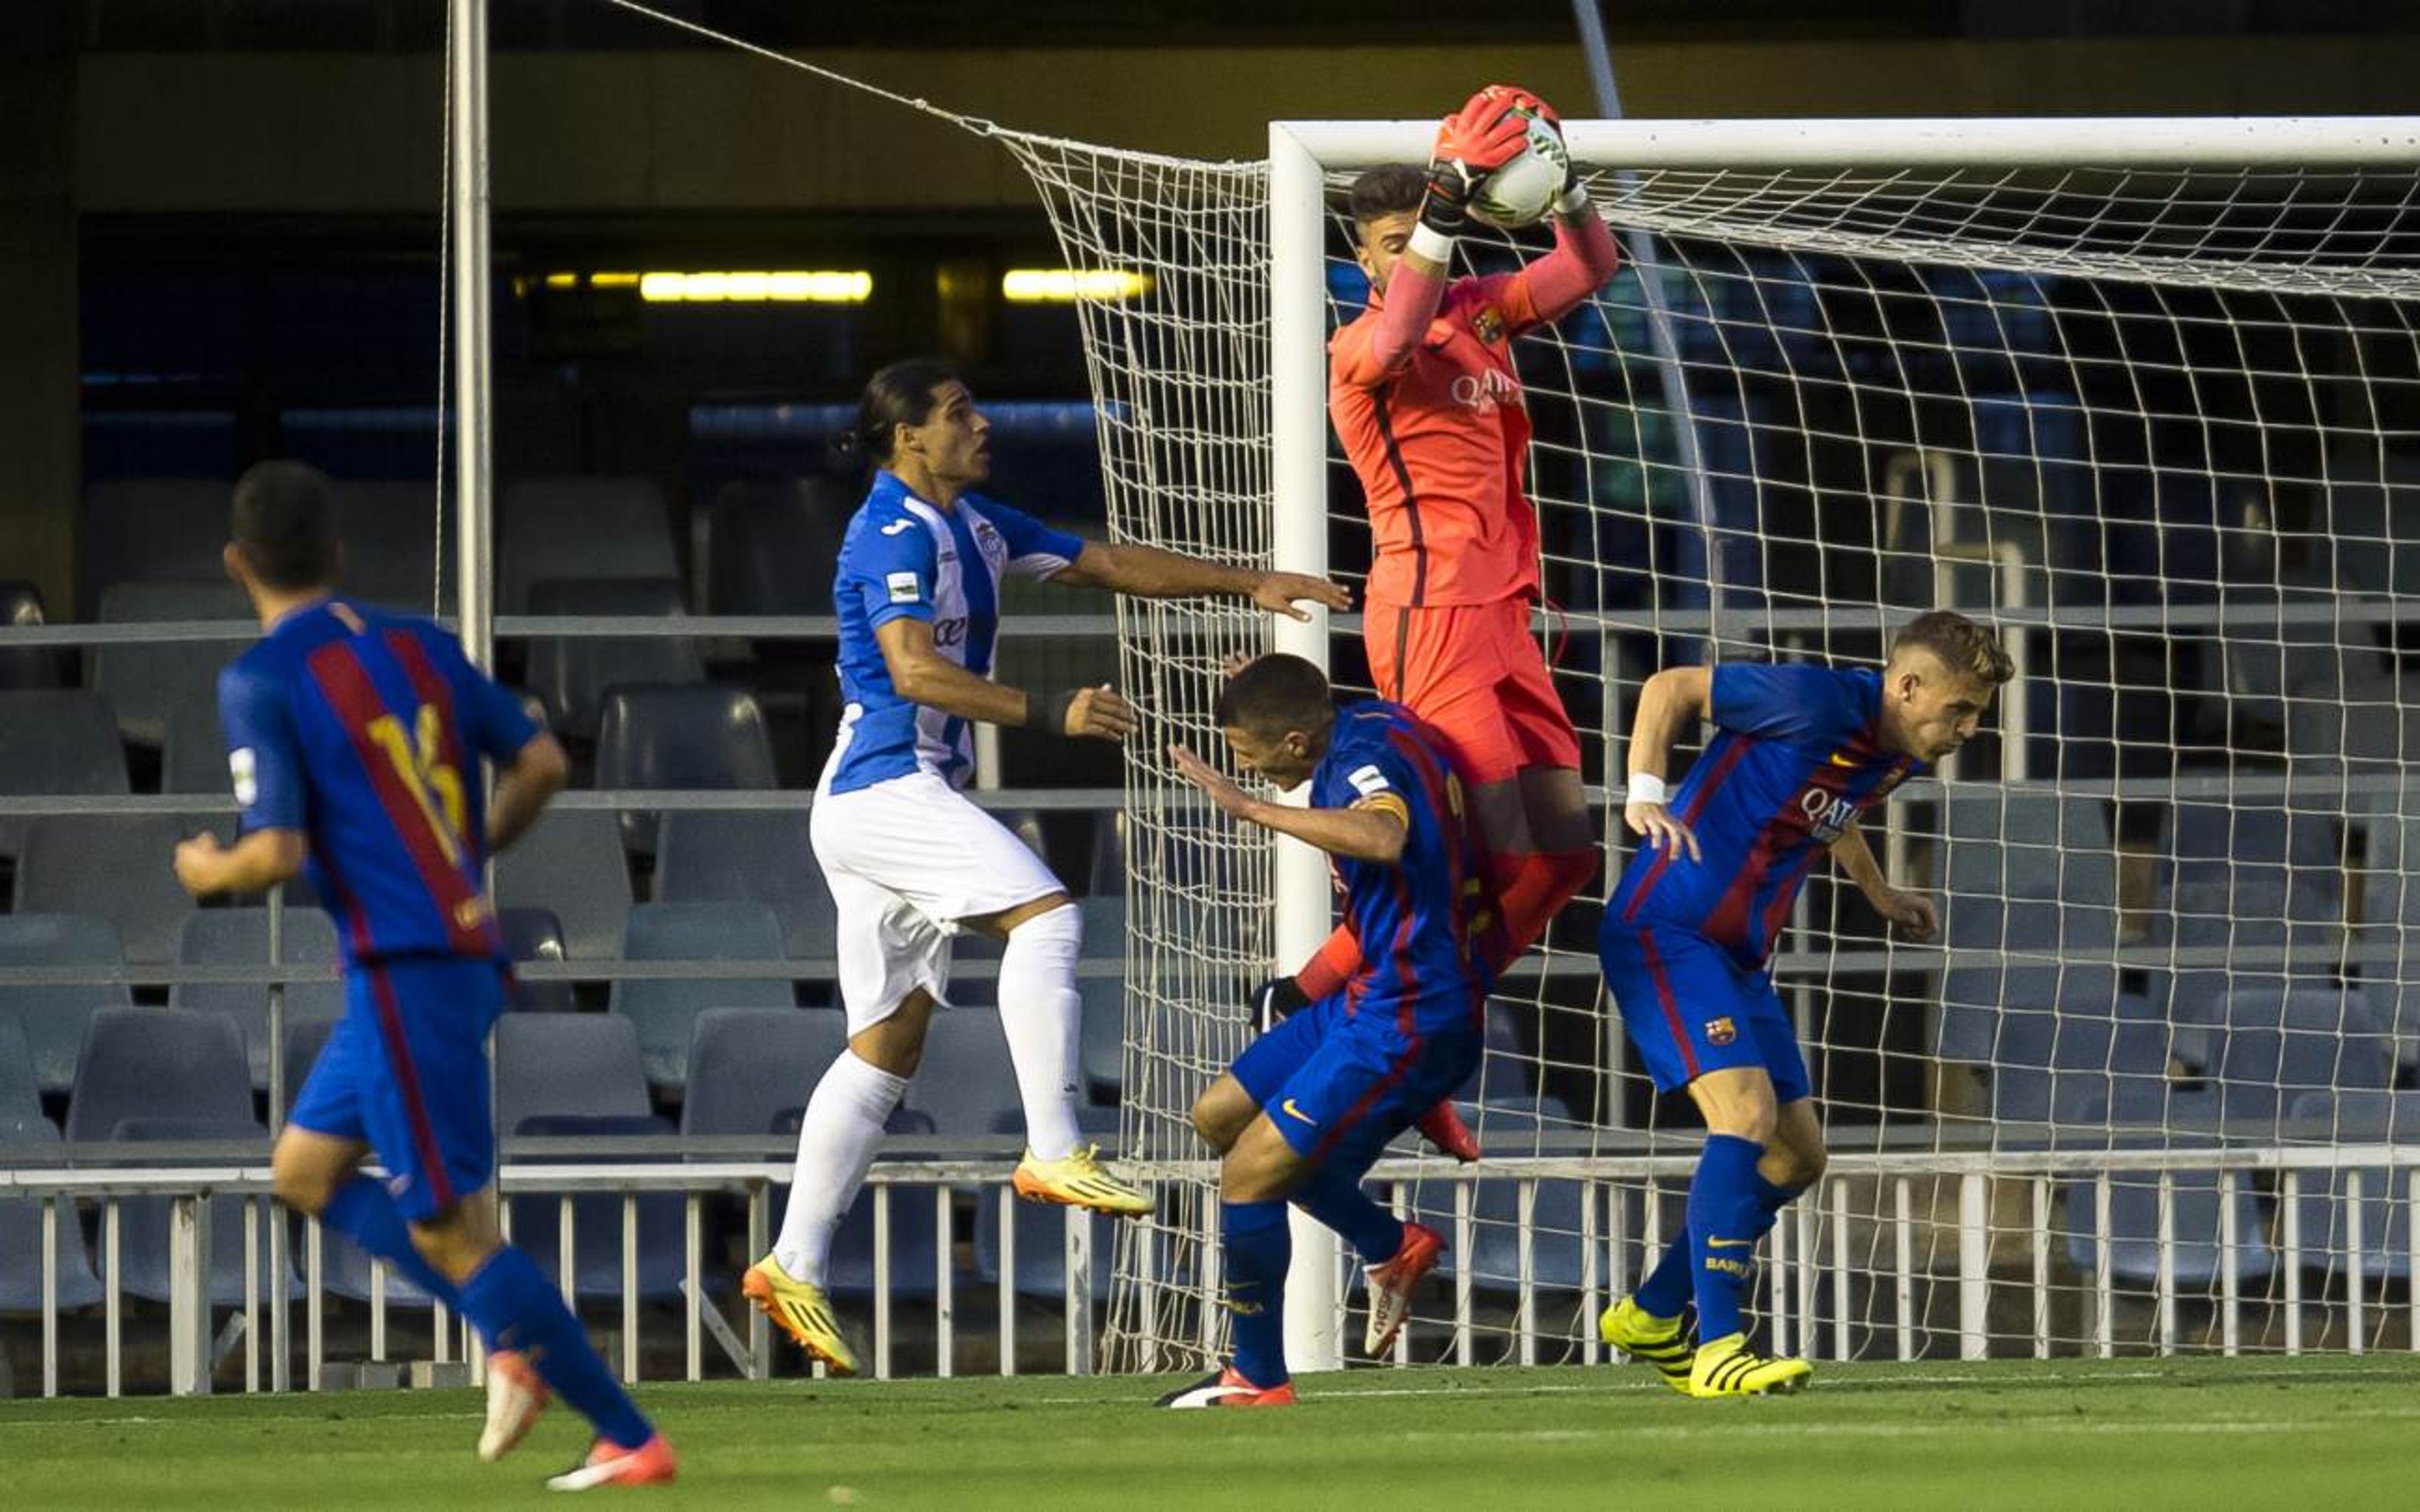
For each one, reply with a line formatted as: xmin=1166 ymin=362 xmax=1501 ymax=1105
xmin=1416 ymin=86 xmax=1534 ymax=258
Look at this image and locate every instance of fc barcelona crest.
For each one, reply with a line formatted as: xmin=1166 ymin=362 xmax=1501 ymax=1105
xmin=1472 ymin=305 xmax=1506 ymax=345
xmin=1705 ymin=1017 xmax=1738 ymax=1046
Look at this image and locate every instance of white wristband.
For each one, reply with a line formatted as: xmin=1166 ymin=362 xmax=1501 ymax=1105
xmin=1627 ymin=773 xmax=1669 ymax=806
xmin=1553 ymin=184 xmax=1593 ymax=218
xmin=1407 ymin=222 xmax=1455 ymax=265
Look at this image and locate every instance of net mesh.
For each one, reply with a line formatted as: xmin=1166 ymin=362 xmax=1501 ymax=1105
xmin=1004 ymin=129 xmax=2420 ymax=1367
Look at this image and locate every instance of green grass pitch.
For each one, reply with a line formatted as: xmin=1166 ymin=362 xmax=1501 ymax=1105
xmin=5 ymin=1356 xmax=2415 ymax=1510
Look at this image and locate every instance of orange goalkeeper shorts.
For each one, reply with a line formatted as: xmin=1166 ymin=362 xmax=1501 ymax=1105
xmin=1364 ymin=597 xmax=1580 ymax=788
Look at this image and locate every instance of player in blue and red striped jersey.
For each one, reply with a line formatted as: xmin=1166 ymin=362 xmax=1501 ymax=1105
xmin=1596 ymin=612 xmax=2013 ymax=1398
xmin=169 ymin=462 xmax=673 ymax=1489
xmin=1157 ymin=654 xmax=1503 ymax=1407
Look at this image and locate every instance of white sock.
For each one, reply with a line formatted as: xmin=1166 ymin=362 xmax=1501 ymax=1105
xmin=996 ymin=901 xmax=1086 ymax=1161
xmin=771 ymin=1048 xmax=909 ymax=1284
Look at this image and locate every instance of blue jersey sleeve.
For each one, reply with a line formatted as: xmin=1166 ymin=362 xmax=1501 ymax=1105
xmin=1314 ymin=721 xmax=1416 ymax=823
xmin=217 ymin=660 xmax=307 ymax=835
xmin=440 ymin=631 xmax=542 ymax=768
xmin=843 ymin=510 xmax=941 ymax=630
xmin=1708 ymin=663 xmax=1867 ymax=746
xmin=976 ymin=499 xmax=1085 ymax=582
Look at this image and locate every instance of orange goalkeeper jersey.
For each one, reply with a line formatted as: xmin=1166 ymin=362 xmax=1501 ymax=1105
xmin=1329 ymin=271 xmax=1544 ymax=609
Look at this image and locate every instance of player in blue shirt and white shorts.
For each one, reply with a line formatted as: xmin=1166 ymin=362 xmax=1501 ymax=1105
xmin=743 ymin=360 xmax=1348 ymax=1374
xmin=1596 ymin=611 xmax=2014 ymax=1398
xmin=1157 ymin=653 xmax=1503 ymax=1408
xmin=171 ymin=462 xmax=672 ymax=1489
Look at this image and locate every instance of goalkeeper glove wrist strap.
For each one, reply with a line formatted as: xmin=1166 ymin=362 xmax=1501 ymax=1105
xmin=1553 ymin=183 xmax=1593 ymax=219
xmin=1026 ymin=686 xmax=1079 ymax=734
xmin=1407 ymin=222 xmax=1456 ymax=265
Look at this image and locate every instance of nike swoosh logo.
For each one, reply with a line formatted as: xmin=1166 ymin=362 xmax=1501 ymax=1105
xmin=1280 ymin=1098 xmax=1317 ymax=1125
xmin=1829 ymin=753 xmax=1858 ymax=767
xmin=1706 ymin=1237 xmax=1755 ymax=1249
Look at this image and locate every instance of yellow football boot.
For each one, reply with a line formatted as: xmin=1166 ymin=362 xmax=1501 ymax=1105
xmin=1597 ymin=1295 xmax=1695 ymax=1394
xmin=1011 ymin=1143 xmax=1153 ymax=1217
xmin=742 ymin=1253 xmax=860 ymax=1376
xmin=1687 ymin=1331 xmax=1812 ymax=1398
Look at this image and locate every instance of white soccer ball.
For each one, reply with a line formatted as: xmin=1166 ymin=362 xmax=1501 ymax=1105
xmin=1469 ymin=107 xmax=1569 ymax=230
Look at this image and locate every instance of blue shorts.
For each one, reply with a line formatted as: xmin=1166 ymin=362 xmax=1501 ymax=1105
xmin=1598 ymin=924 xmax=1810 ymax=1103
xmin=289 ymin=956 xmax=509 ymax=1221
xmin=1231 ymin=996 xmax=1482 ymax=1178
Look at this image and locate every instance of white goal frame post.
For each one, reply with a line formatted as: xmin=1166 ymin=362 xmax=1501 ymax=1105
xmin=1263 ymin=115 xmax=2420 ymax=1371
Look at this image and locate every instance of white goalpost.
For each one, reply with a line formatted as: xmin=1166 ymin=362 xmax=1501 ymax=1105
xmin=1001 ymin=113 xmax=2420 ymax=1374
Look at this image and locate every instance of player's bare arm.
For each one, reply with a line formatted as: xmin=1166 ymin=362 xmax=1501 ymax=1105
xmin=486 ymin=730 xmax=571 ymax=854
xmin=874 ymin=615 xmax=1136 ymax=742
xmin=1055 ymin=541 xmax=1349 ymax=623
xmin=1167 ymin=743 xmax=1409 ymax=865
xmin=1623 ymin=665 xmax=1714 ymax=862
xmin=172 ymin=825 xmax=308 ymax=897
xmin=1828 ymin=823 xmax=1938 ymax=941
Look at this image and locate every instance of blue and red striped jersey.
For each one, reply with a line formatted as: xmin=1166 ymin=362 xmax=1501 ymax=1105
xmin=217 ymin=598 xmax=539 ymax=968
xmin=1311 ymin=702 xmax=1501 ymax=1031
xmin=1609 ymin=663 xmax=1922 ymax=968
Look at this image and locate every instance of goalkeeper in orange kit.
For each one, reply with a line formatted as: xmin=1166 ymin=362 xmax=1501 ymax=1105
xmin=1256 ymin=85 xmax=1621 ymax=1161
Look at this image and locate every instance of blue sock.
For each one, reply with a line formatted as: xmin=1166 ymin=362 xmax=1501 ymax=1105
xmin=1686 ymin=1134 xmax=1769 ymax=1343
xmin=1221 ymin=1199 xmax=1292 ymax=1388
xmin=1289 ymin=1164 xmax=1403 ymax=1267
xmin=458 ymin=1244 xmax=653 ymax=1451
xmin=1751 ymin=1172 xmax=1803 ymax=1240
xmin=321 ymin=1175 xmax=469 ymax=1318
xmin=1632 ymin=1230 xmax=1695 ymax=1319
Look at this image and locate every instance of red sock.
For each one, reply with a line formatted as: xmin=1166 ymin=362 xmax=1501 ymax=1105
xmin=1292 ymin=925 xmax=1361 ymax=1001
xmin=1488 ymin=849 xmax=1598 ymax=971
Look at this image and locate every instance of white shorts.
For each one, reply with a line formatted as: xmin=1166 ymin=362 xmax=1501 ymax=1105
xmin=809 ymin=770 xmax=1064 ymax=1032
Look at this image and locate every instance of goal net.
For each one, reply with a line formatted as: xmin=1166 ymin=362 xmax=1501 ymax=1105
xmin=1002 ymin=117 xmax=2420 ymax=1368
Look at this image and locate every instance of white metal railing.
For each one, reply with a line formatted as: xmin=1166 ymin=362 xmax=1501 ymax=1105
xmin=8 ymin=1141 xmax=2419 ymax=1396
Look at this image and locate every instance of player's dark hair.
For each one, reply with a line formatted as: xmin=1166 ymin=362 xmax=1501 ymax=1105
xmin=1348 ymin=165 xmax=1427 ymax=228
xmin=842 ymin=358 xmax=963 ymax=467
xmin=1215 ymin=652 xmax=1336 ymax=738
xmin=230 ymin=460 xmax=341 ymax=592
xmin=1892 ymin=609 xmax=2016 ymax=686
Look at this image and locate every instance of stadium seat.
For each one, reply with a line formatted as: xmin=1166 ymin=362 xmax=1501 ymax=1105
xmin=1937 ymin=964 xmax=2124 ymax=1070
xmin=783 ymin=1105 xmax=945 ymax=1300
xmin=2283 ymin=1089 xmax=2420 ymax=1283
xmin=329 ymin=480 xmax=439 ymax=611
xmin=2163 ymin=799 xmax=2341 ymax=906
xmin=14 ymin=813 xmax=209 ymax=966
xmin=81 ymin=480 xmax=231 ymax=600
xmin=507 ymin=1113 xmax=686 ymax=1302
xmin=1413 ymin=1102 xmax=1588 ymax=1292
xmin=593 ymin=685 xmax=778 ymax=853
xmin=498 ymin=478 xmax=678 ymax=615
xmin=2183 ymin=984 xmax=2392 ymax=1131
xmin=493 ymin=806 xmax=632 ymax=960
xmin=0 ymin=914 xmax=135 ymax=1094
xmin=0 ymin=1015 xmax=42 ymax=1126
xmin=1078 ymin=892 xmax=1125 ymax=954
xmin=908 ymin=1005 xmax=1025 ymax=1144
xmin=1981 ymin=987 xmax=2170 ymax=1126
xmin=0 ymin=689 xmax=131 ymax=856
xmin=494 ymin=1011 xmax=652 ymax=1136
xmin=2062 ymin=1086 xmax=2275 ymax=1287
xmin=523 ymin=577 xmax=705 ymax=741
xmin=610 ymin=901 xmax=795 ymax=1089
xmin=279 ymin=1014 xmax=340 ymax=1118
xmin=679 ymin=1007 xmax=845 ymax=1138
xmin=1076 ymin=975 xmax=1124 ymax=1102
xmin=64 ymin=1006 xmax=255 ymax=1143
xmin=595 ymin=685 xmax=779 ymax=793
xmin=500 ymin=906 xmax=577 ymax=1012
xmin=696 ymin=478 xmax=851 ymax=616
xmin=653 ymin=810 xmax=835 ymax=961
xmin=88 ymin=579 xmax=250 ymax=748
xmin=170 ymin=908 xmax=344 ymax=1089
xmin=0 ymin=579 xmax=62 ymax=690
xmin=1453 ymin=1002 xmax=1535 ymax=1108
xmin=0 ymin=1119 xmax=105 ymax=1313
xmin=106 ymin=1116 xmax=295 ymax=1306
xmin=973 ymin=1105 xmax=1122 ymax=1304
xmin=1086 ymin=810 xmax=1127 ymax=898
